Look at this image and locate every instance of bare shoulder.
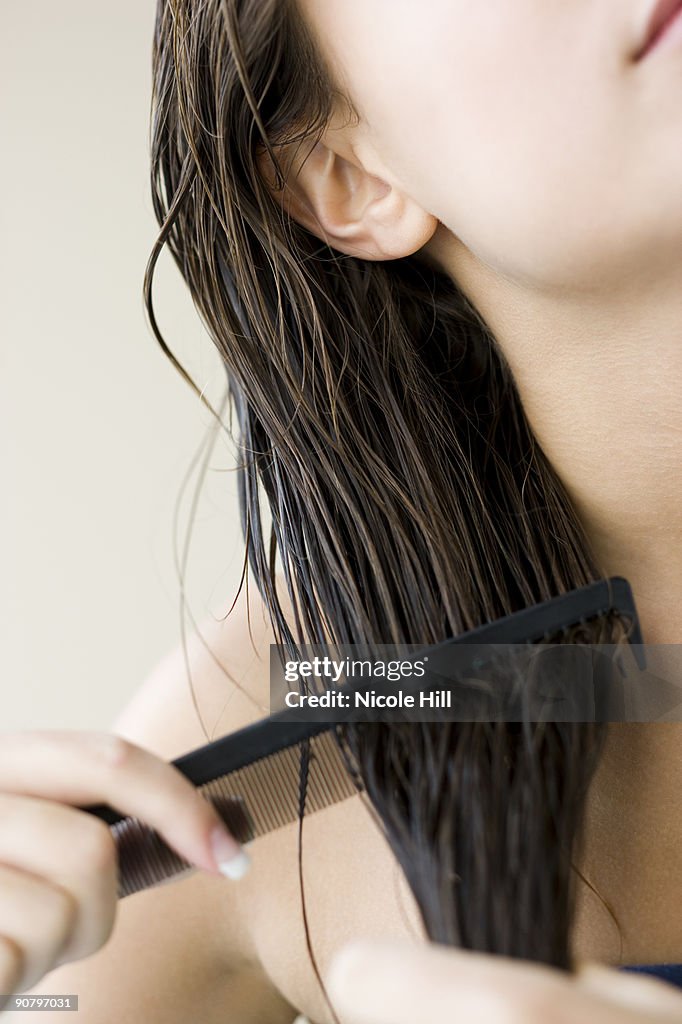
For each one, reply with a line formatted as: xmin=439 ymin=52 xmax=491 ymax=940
xmin=112 ymin=572 xmax=296 ymax=756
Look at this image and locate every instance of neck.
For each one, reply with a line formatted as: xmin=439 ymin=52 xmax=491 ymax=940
xmin=433 ymin=232 xmax=682 ymax=964
xmin=437 ymin=232 xmax=682 ymax=647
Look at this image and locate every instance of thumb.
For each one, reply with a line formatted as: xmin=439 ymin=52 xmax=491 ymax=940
xmin=575 ymin=962 xmax=682 ymax=1016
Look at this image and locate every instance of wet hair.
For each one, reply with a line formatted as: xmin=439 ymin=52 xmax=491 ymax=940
xmin=145 ymin=0 xmax=628 ymax=980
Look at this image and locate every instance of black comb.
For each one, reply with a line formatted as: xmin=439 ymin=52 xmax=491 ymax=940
xmin=81 ymin=576 xmax=643 ymax=898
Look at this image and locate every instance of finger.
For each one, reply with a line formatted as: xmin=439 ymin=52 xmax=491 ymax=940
xmin=576 ymin=963 xmax=682 ymax=1016
xmin=0 ymin=792 xmax=117 ymax=964
xmin=0 ymin=934 xmax=25 ymax=1005
xmin=326 ymin=940 xmax=681 ymax=1024
xmin=326 ymin=939 xmax=567 ymax=1024
xmin=0 ymin=730 xmax=244 ymax=876
xmin=0 ymin=862 xmax=78 ymax=993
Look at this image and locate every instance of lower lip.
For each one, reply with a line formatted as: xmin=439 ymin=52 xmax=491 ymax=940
xmin=639 ymin=2 xmax=682 ymax=60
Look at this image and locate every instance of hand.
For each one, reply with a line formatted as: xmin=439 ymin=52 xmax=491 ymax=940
xmin=326 ymin=939 xmax=682 ymax=1023
xmin=0 ymin=729 xmax=248 ymax=999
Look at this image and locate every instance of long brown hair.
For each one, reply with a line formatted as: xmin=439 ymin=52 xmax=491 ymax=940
xmin=145 ymin=0 xmax=626 ymax=972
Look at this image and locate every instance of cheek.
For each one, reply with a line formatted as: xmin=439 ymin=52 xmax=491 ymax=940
xmin=321 ymin=0 xmax=682 ymax=291
xmin=430 ymin=69 xmax=634 ymax=290
xmin=379 ymin=61 xmax=633 ymax=289
xmin=447 ymin=80 xmax=682 ymax=294
xmin=359 ymin=6 xmax=679 ymax=292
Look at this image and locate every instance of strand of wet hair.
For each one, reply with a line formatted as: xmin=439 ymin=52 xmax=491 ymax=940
xmin=297 ymin=738 xmax=342 ymax=1024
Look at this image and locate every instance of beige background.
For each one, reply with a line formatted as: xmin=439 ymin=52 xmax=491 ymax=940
xmin=1 ymin=3 xmax=248 ymax=731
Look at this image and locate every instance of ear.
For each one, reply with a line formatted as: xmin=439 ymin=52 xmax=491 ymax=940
xmin=257 ymin=138 xmax=438 ymax=262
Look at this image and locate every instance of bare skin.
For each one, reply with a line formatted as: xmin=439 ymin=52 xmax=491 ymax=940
xmin=4 ymin=579 xmax=423 ymax=1024
xmin=5 ymin=2 xmax=682 ymax=1020
xmin=259 ymin=0 xmax=682 ymax=977
xmin=7 ymin=568 xmax=679 ymax=1024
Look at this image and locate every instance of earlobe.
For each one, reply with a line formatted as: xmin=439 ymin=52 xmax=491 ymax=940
xmin=256 ymin=138 xmax=438 ymax=262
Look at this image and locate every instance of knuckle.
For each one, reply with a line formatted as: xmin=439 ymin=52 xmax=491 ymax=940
xmin=76 ymin=815 xmax=117 ymax=872
xmin=91 ymin=896 xmax=117 ymax=951
xmin=91 ymin=732 xmax=134 ymax=770
xmin=40 ymin=883 xmax=79 ymax=953
xmin=0 ymin=934 xmax=25 ymax=992
xmin=57 ymin=898 xmax=116 ymax=967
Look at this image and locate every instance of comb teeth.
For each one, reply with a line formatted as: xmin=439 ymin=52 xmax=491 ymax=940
xmin=111 ymin=730 xmax=359 ymax=898
xmin=80 ymin=576 xmax=644 ymax=899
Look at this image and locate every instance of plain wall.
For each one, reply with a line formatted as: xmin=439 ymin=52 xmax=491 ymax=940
xmin=1 ymin=2 xmax=248 ymax=731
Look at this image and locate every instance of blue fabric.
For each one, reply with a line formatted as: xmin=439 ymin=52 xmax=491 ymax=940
xmin=619 ymin=963 xmax=682 ymax=990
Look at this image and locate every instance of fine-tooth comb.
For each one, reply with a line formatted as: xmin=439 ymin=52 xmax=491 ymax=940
xmin=81 ymin=576 xmax=644 ymax=898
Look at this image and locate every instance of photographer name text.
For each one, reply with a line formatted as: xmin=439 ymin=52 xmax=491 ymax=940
xmin=284 ymin=688 xmax=452 ymax=709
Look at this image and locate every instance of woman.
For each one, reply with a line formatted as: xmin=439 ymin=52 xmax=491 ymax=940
xmin=2 ymin=0 xmax=682 ymax=1020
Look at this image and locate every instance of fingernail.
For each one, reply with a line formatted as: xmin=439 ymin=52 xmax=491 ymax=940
xmin=209 ymin=825 xmax=251 ymax=880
